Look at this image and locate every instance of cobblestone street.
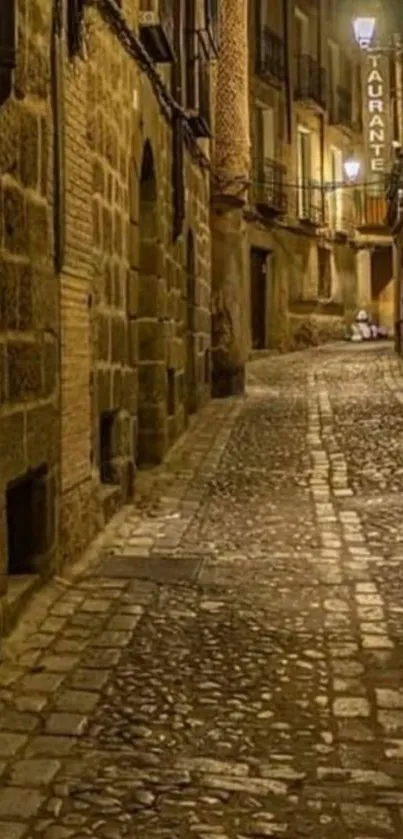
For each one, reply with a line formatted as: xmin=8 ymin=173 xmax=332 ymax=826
xmin=3 ymin=343 xmax=403 ymax=837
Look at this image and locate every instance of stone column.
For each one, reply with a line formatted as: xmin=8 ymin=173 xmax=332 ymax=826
xmin=210 ymin=0 xmax=250 ymax=397
xmin=355 ymin=248 xmax=372 ymax=311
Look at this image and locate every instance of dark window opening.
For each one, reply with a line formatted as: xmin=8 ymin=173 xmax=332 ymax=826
xmin=6 ymin=466 xmax=48 ymax=576
xmin=67 ymin=0 xmax=86 ymax=58
xmin=167 ymin=368 xmax=175 ymax=416
xmin=0 ymin=1 xmax=16 ymax=71
xmin=100 ymin=411 xmax=115 ymax=484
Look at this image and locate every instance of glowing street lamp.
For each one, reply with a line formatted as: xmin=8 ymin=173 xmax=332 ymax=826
xmin=352 ymin=17 xmax=376 ymax=48
xmin=344 ymin=158 xmax=361 ymax=181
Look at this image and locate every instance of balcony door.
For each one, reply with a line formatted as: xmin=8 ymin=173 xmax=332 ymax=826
xmin=295 ymin=8 xmax=309 ymax=55
xmin=256 ymin=104 xmax=275 ymax=161
xmin=250 ymin=248 xmax=268 ymax=350
xmin=297 ymin=126 xmax=311 ymax=218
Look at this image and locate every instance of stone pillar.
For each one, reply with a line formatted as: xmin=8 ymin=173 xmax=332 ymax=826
xmin=355 ymin=248 xmax=372 ymax=311
xmin=211 ymin=0 xmax=250 ymax=397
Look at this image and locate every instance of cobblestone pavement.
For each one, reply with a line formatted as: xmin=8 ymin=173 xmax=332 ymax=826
xmin=3 ymin=342 xmax=403 ymax=837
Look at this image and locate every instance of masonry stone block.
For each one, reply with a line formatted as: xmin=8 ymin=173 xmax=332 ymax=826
xmin=138 ymin=363 xmax=166 ymax=406
xmin=93 ymin=159 xmax=104 ymax=195
xmin=113 ymin=210 xmax=123 ymax=256
xmin=128 ymin=320 xmax=138 ymax=367
xmin=43 ymin=340 xmax=58 ymax=398
xmin=97 ymin=313 xmax=110 ymax=362
xmin=93 ymin=200 xmax=101 ymax=249
xmin=26 ymin=403 xmax=59 ymax=471
xmin=122 ymin=368 xmax=137 ymax=415
xmin=32 ymin=267 xmax=57 ymax=332
xmin=18 ymin=263 xmax=33 ymax=330
xmin=7 ymin=340 xmax=42 ymax=402
xmin=111 ymin=316 xmax=127 ymax=365
xmin=0 ymin=100 xmax=20 ymax=176
xmin=0 ymin=412 xmax=25 ymax=490
xmin=126 ymin=269 xmax=139 ymax=317
xmin=138 ymin=276 xmax=167 ymax=319
xmin=103 ymin=205 xmax=112 ymax=253
xmin=40 ymin=116 xmax=48 ymax=196
xmin=26 ymin=198 xmax=49 ymax=262
xmin=128 ymin=222 xmax=140 ymax=271
xmin=27 ymin=41 xmax=48 ymax=98
xmin=97 ymin=368 xmax=112 ymax=413
xmin=138 ymin=320 xmax=165 ymax=362
xmin=4 ymin=184 xmax=25 ymax=254
xmin=0 ymin=344 xmax=6 ymax=405
xmin=112 ymin=367 xmax=123 ymax=408
xmin=0 ymin=260 xmax=18 ymax=330
xmin=20 ymin=109 xmax=39 ymax=189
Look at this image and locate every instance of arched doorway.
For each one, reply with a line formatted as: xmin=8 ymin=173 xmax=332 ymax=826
xmin=137 ymin=141 xmax=167 ymax=465
xmin=185 ymin=229 xmax=197 ymax=417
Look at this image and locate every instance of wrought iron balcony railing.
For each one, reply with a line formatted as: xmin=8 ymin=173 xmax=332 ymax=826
xmin=256 ymin=26 xmax=285 ymax=83
xmin=139 ymin=0 xmax=175 ymax=63
xmin=251 ymin=157 xmax=287 ymax=215
xmin=294 ymin=54 xmax=326 ymax=110
xmin=329 ymin=85 xmax=353 ymax=127
xmin=355 ymin=186 xmax=389 ymax=229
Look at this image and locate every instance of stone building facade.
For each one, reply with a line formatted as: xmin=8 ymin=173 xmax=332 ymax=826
xmin=0 ymin=0 xmax=216 ymax=627
xmin=245 ymin=0 xmax=394 ymax=354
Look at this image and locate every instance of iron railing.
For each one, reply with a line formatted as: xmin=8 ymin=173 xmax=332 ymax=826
xmin=355 ymin=186 xmax=389 ymax=228
xmin=297 ymin=179 xmax=324 ymax=225
xmin=256 ymin=26 xmax=285 ymax=82
xmin=294 ymin=54 xmax=326 ymax=109
xmin=252 ymin=157 xmax=287 ymax=214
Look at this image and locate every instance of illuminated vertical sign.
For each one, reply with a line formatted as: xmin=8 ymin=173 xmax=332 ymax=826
xmin=363 ymin=51 xmax=390 ymax=189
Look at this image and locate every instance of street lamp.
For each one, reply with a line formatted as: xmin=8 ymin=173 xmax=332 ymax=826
xmin=343 ymin=158 xmax=361 ymax=182
xmin=352 ymin=17 xmax=376 ymax=48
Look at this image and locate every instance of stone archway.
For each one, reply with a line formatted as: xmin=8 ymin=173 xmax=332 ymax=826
xmin=185 ymin=228 xmax=197 ymax=417
xmin=137 ymin=141 xmax=167 ymax=465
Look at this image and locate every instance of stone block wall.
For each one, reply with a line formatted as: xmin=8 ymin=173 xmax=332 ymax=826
xmin=0 ymin=0 xmax=59 ymax=595
xmin=60 ymin=3 xmax=212 ymax=565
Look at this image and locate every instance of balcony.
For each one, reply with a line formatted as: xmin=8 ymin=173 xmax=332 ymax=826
xmin=294 ymin=55 xmax=326 ymax=110
xmin=256 ymin=26 xmax=285 ymax=83
xmin=329 ymin=85 xmax=353 ymax=128
xmin=139 ymin=0 xmax=174 ymax=63
xmin=355 ymin=187 xmax=388 ymax=230
xmin=187 ymin=39 xmax=211 ymax=139
xmin=251 ymin=158 xmax=287 ymax=216
xmin=297 ymin=179 xmax=324 ymax=226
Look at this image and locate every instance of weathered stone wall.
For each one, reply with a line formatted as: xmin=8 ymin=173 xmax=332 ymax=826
xmin=0 ymin=0 xmax=59 ymax=599
xmin=60 ymin=3 xmax=211 ymax=565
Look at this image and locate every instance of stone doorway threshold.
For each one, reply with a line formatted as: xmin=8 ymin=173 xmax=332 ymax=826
xmin=94 ymin=554 xmax=205 ymax=585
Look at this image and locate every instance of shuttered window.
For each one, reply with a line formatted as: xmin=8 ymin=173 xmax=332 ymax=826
xmin=0 ymin=1 xmax=16 ymax=70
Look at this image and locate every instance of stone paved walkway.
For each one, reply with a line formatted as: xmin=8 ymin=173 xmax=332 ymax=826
xmin=3 ymin=342 xmax=403 ymax=837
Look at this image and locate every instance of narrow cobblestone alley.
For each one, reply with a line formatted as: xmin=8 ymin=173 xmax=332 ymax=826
xmin=3 ymin=343 xmax=403 ymax=838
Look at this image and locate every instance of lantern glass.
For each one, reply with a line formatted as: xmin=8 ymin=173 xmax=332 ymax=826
xmin=352 ymin=17 xmax=376 ymax=47
xmin=344 ymin=159 xmax=361 ymax=181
